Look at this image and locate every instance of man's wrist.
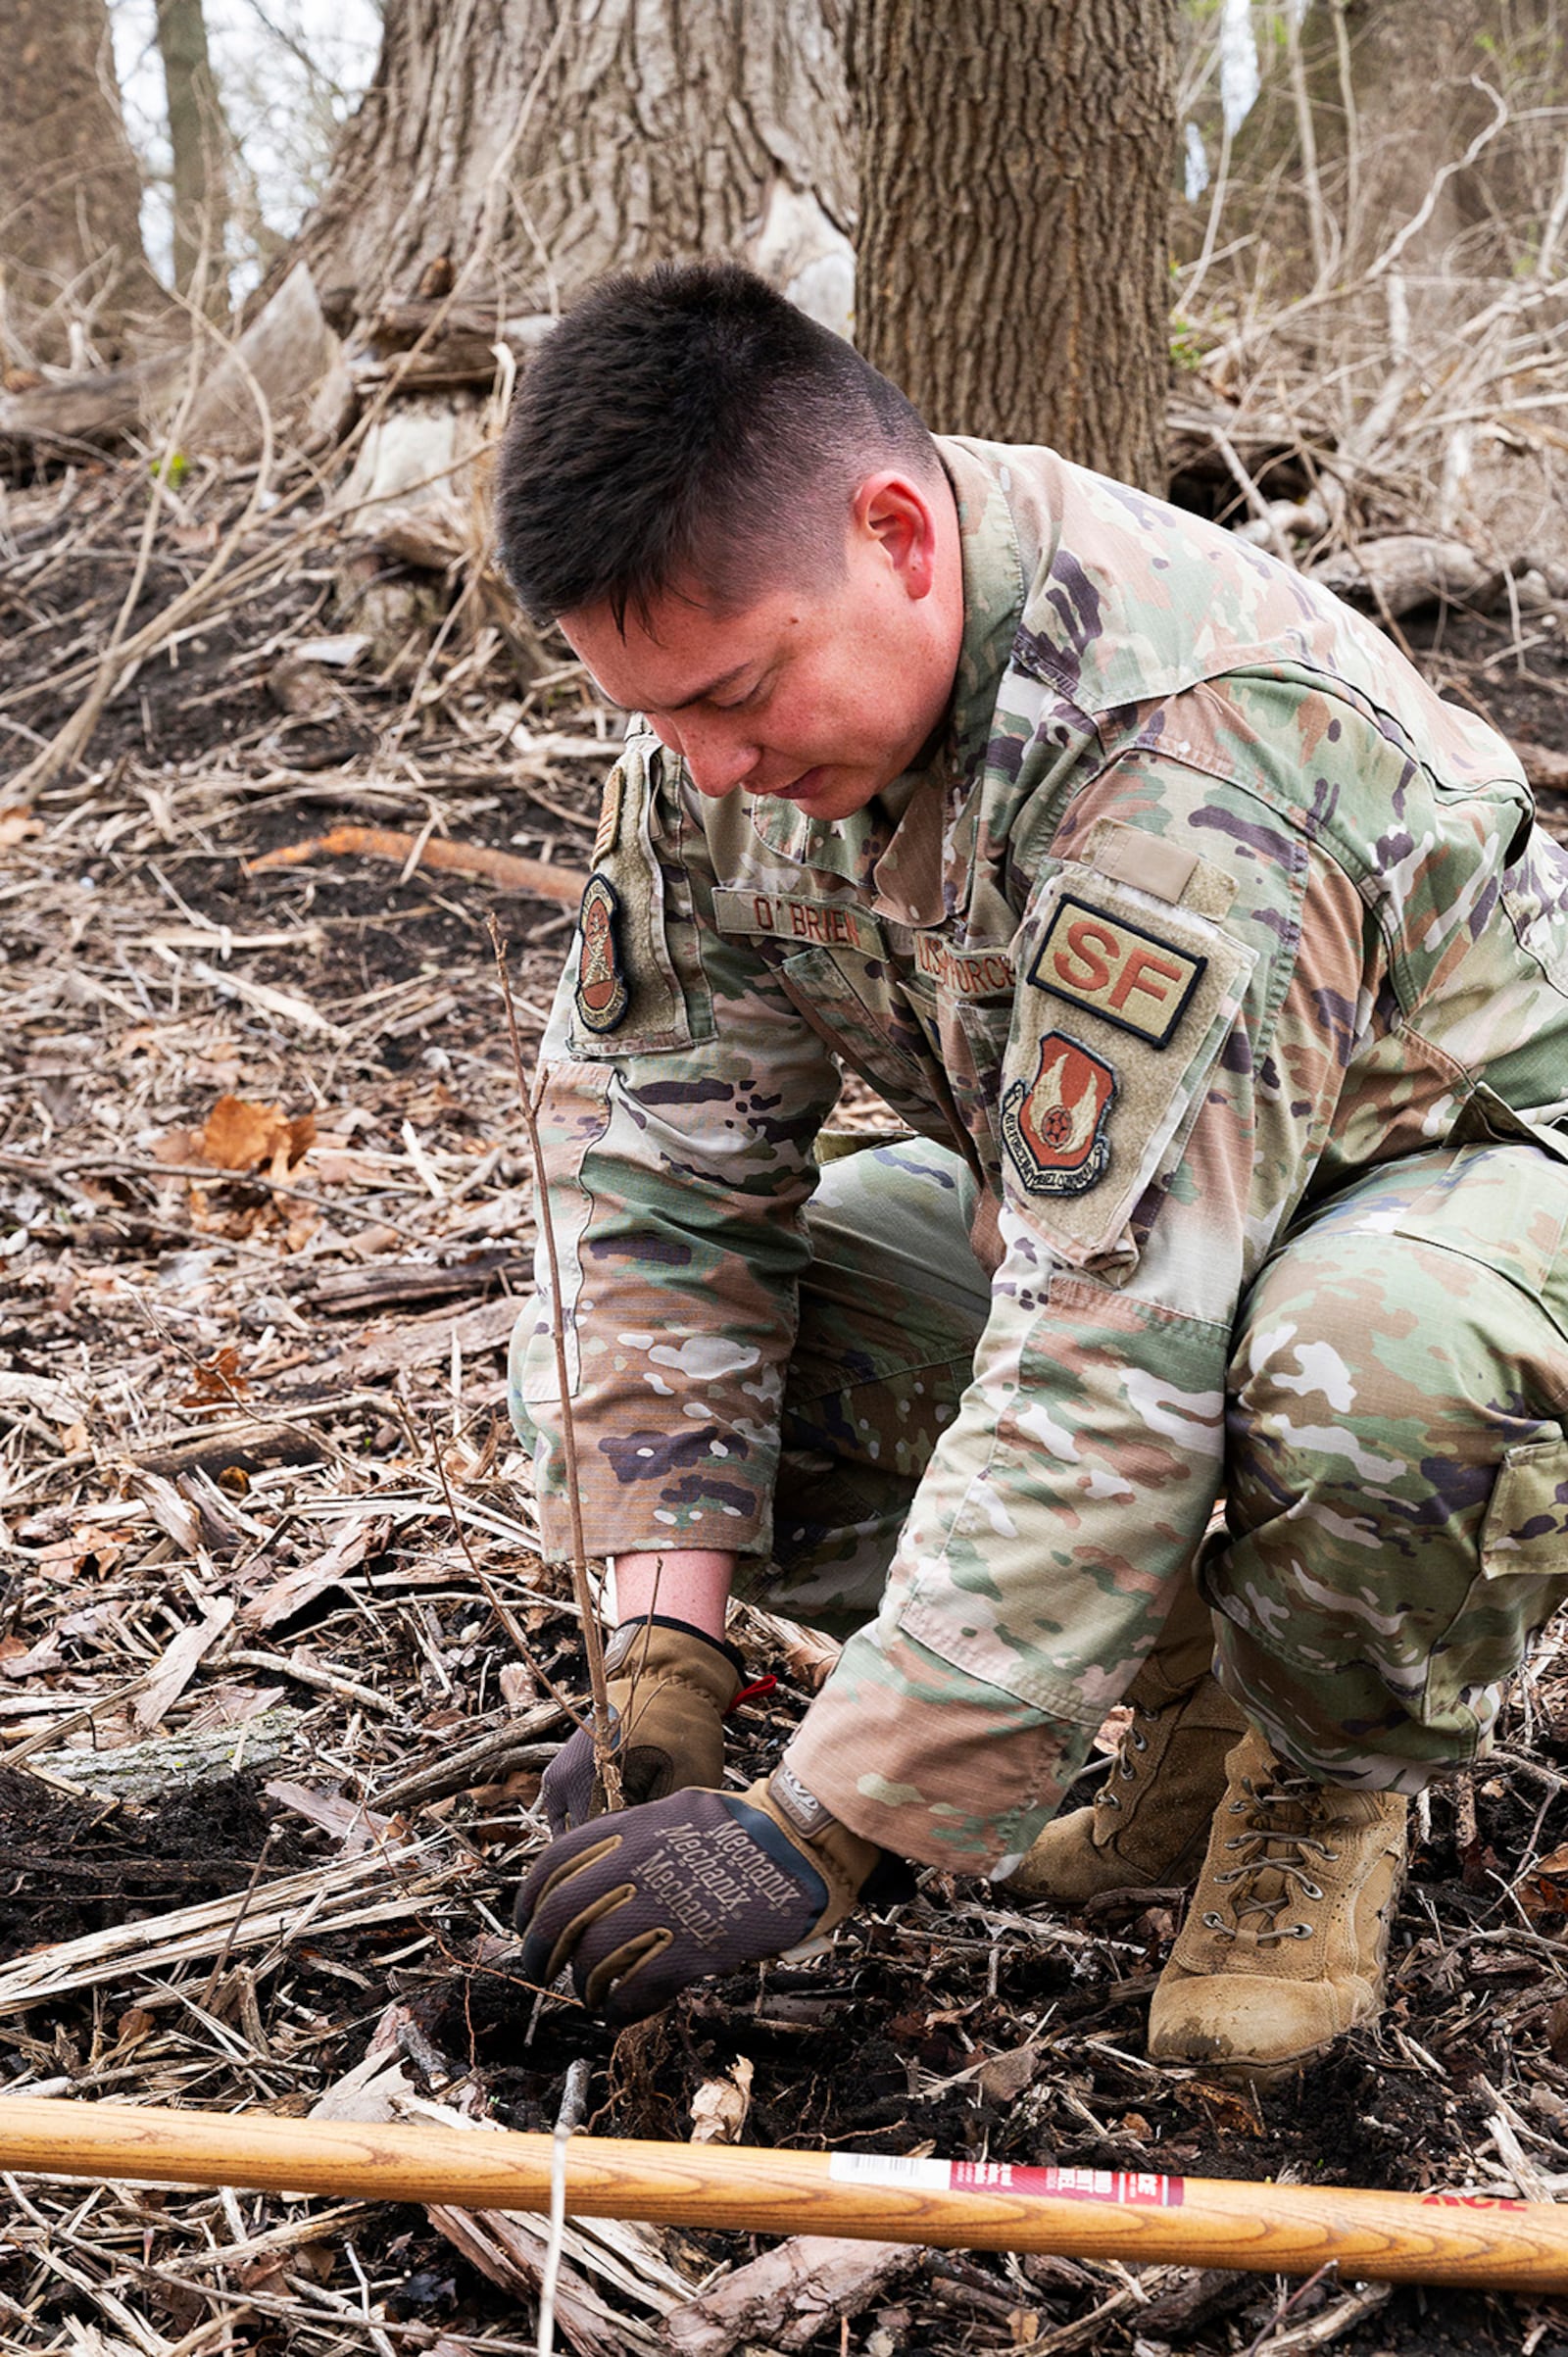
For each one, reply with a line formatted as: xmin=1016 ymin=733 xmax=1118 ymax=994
xmin=611 ymin=1548 xmax=736 ymax=1641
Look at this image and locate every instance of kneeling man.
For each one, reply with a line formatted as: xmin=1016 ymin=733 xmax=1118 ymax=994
xmin=498 ymin=262 xmax=1568 ymax=2074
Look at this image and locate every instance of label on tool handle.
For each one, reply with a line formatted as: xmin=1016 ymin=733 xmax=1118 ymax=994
xmin=829 ymin=2153 xmax=1185 ymax=2208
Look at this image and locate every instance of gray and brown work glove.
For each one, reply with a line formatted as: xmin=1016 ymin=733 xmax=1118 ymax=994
xmin=541 ymin=1616 xmax=748 ymax=1836
xmin=515 ymin=1768 xmax=902 ymax=2026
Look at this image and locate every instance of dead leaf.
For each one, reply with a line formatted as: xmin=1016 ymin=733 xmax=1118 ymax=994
xmin=198 ymin=1094 xmax=315 ymax=1176
xmin=1517 ymin=1841 xmax=1568 ymax=1920
xmin=1183 ymin=2079 xmax=1263 ymax=2136
xmin=0 ymin=808 xmax=41 ymax=849
xmin=690 ymin=2055 xmax=754 ymax=2144
xmin=976 ymin=2043 xmax=1042 ymax=2105
xmin=152 ymin=1127 xmax=205 ymax=1163
xmin=181 ymin=1347 xmax=249 ymax=1406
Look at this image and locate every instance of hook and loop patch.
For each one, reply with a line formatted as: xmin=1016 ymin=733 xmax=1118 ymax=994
xmin=575 ymin=873 xmax=630 ymax=1035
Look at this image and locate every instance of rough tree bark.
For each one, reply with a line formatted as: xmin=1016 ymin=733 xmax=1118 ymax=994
xmin=0 ymin=0 xmax=170 ymax=367
xmin=288 ymin=0 xmax=855 ymax=334
xmin=155 ymin=0 xmax=230 ymax=308
xmin=852 ymin=0 xmax=1179 ymax=487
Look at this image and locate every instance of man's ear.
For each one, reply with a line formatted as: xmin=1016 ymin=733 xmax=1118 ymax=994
xmin=853 ymin=469 xmax=939 ymax=600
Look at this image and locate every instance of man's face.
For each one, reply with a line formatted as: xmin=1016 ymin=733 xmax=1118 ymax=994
xmin=558 ymin=469 xmax=963 ymax=824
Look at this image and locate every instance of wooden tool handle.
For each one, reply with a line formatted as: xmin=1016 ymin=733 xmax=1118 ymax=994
xmin=0 ymin=2096 xmax=1562 ymax=2290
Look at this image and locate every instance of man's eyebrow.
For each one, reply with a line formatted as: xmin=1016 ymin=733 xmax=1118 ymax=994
xmin=662 ymin=663 xmax=754 ymax=712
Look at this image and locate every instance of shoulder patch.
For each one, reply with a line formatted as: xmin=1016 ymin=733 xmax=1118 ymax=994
xmin=1002 ymin=1032 xmax=1116 ymax=1195
xmin=1030 ymin=895 xmax=1203 ymax=1048
xmin=1001 ymin=866 xmax=1258 ymax=1265
xmin=575 ymin=873 xmax=629 ymax=1034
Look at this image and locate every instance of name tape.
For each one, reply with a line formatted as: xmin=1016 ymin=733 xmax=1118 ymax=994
xmin=712 ymin=888 xmax=877 ymax=955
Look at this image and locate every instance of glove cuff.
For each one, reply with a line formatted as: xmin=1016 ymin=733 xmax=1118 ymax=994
xmin=603 ymin=1614 xmax=746 ymax=1705
xmin=743 ymin=1769 xmax=884 ymax=1933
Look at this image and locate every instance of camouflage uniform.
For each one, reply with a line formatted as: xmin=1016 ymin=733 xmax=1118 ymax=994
xmin=510 ymin=436 xmax=1568 ymax=1878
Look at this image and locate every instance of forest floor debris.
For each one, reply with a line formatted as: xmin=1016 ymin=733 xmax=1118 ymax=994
xmin=5 ymin=455 xmax=1568 ymax=2355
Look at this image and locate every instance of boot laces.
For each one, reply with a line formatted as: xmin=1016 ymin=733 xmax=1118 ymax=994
xmin=1200 ymin=1756 xmax=1340 ymax=1943
xmin=1097 ymin=1703 xmax=1156 ymax=1814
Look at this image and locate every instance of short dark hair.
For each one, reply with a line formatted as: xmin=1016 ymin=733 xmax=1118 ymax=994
xmin=494 ymin=261 xmax=938 ymax=631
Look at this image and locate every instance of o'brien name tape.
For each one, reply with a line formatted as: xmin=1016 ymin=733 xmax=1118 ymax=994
xmin=829 ymin=2152 xmax=1185 ymax=2209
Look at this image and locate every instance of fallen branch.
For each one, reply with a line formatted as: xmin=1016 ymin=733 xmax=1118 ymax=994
xmin=0 ymin=350 xmax=186 ymax=449
xmin=245 ymin=823 xmax=588 ymax=907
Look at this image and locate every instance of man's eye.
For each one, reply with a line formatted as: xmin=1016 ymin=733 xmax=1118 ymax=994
xmin=713 ymin=680 xmax=764 ymax=713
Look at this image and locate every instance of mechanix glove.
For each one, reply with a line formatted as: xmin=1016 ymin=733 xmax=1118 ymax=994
xmin=515 ymin=1767 xmax=902 ymax=2026
xmin=541 ymin=1617 xmax=748 ymax=1837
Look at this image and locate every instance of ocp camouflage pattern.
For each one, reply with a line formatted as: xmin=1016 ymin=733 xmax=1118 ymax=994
xmin=511 ymin=436 xmax=1568 ymax=1874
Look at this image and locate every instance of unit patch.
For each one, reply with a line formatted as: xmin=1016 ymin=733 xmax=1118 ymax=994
xmin=1002 ymin=1031 xmax=1117 ymax=1197
xmin=575 ymin=873 xmax=629 ymax=1034
xmin=1030 ymin=895 xmax=1204 ymax=1048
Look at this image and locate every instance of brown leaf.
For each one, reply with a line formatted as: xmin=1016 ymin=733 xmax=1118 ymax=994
xmin=199 ymin=1094 xmax=315 ymax=1175
xmin=976 ymin=2044 xmax=1042 ymax=2105
xmin=181 ymin=1347 xmax=249 ymax=1406
xmin=1183 ymin=2079 xmax=1263 ymax=2136
xmin=1517 ymin=1841 xmax=1568 ymax=1920
xmin=0 ymin=808 xmax=41 ymax=849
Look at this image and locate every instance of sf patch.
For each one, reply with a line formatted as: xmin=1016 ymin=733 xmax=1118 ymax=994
xmin=1002 ymin=1031 xmax=1117 ymax=1197
xmin=1030 ymin=895 xmax=1204 ymax=1049
xmin=575 ymin=873 xmax=629 ymax=1035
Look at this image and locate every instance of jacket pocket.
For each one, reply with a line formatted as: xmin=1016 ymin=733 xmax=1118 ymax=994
xmin=1422 ymin=1436 xmax=1568 ymax=1726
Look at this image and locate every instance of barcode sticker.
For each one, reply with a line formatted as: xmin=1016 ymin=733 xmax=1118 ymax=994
xmin=828 ymin=2154 xmax=951 ymax=2191
xmin=828 ymin=2153 xmax=1183 ymax=2208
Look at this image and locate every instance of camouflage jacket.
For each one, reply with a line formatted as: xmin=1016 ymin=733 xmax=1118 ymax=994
xmin=515 ymin=436 xmax=1568 ymax=1875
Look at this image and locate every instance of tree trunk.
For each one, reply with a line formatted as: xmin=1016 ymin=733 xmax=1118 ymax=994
xmin=0 ymin=0 xmax=170 ymax=367
xmin=155 ymin=0 xmax=230 ymax=310
xmin=852 ymin=0 xmax=1179 ymax=488
xmin=288 ymin=0 xmax=855 ymax=334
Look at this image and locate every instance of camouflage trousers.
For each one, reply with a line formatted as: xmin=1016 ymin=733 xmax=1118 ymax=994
xmin=510 ymin=1135 xmax=1568 ymax=1790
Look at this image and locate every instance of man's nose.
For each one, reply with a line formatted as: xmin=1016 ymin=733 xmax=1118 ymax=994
xmin=655 ymin=716 xmax=760 ymax=799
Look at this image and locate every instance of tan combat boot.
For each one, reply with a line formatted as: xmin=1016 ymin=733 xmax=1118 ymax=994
xmin=1006 ymin=1669 xmax=1250 ymax=1904
xmin=1147 ymin=1727 xmax=1407 ymax=2078
xmin=1005 ymin=1559 xmax=1245 ymax=1907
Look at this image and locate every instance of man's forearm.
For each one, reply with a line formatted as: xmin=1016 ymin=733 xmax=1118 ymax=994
xmin=611 ymin=1550 xmax=737 ymax=1641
